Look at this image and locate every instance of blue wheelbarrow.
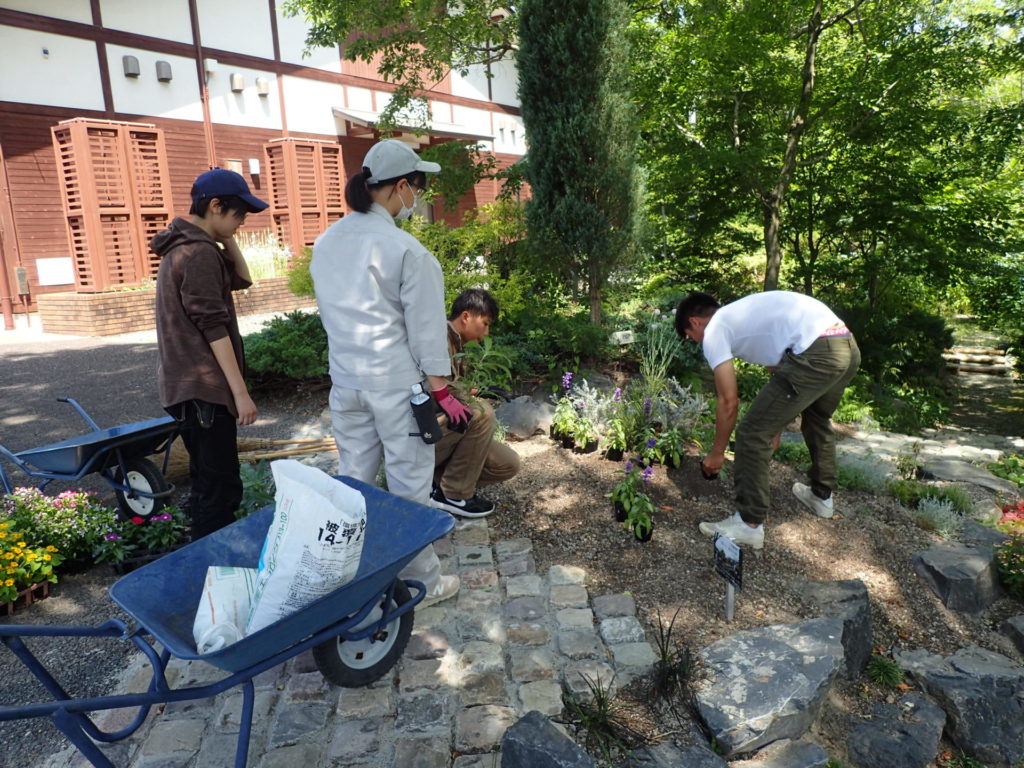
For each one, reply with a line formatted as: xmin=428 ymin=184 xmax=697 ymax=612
xmin=0 ymin=397 xmax=177 ymax=519
xmin=0 ymin=477 xmax=454 ymax=768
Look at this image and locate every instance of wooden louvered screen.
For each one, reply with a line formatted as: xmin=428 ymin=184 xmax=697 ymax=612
xmin=51 ymin=118 xmax=171 ymax=292
xmin=265 ymin=138 xmax=345 ymax=258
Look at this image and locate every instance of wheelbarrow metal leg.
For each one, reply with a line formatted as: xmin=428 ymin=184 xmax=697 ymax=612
xmin=235 ymin=680 xmax=255 ymax=768
xmin=52 ymin=708 xmax=118 ymax=768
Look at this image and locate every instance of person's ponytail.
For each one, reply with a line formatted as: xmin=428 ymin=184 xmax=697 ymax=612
xmin=344 ymin=166 xmax=374 ymax=213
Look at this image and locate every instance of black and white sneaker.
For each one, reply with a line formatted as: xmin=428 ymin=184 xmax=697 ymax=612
xmin=429 ymin=486 xmax=495 ymax=518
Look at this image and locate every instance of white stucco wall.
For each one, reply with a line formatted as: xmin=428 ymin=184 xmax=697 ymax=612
xmin=491 ymin=114 xmax=525 ymax=156
xmin=450 ymin=64 xmax=490 ymax=103
xmin=0 ymin=0 xmax=91 ymax=24
xmin=0 ymin=26 xmax=103 ymax=110
xmin=197 ymin=0 xmax=273 ymax=59
xmin=206 ymin=64 xmax=282 ymax=129
xmin=106 ymin=45 xmax=203 ymax=121
xmin=100 ymin=0 xmax=192 ymax=44
xmin=450 ymin=57 xmax=519 ymax=108
xmin=344 ymin=86 xmax=374 ymax=112
xmin=276 ymin=6 xmax=340 ymax=72
xmin=282 ymin=74 xmax=342 ymax=136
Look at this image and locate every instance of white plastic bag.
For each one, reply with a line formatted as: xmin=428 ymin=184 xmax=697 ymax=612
xmin=192 ymin=566 xmax=258 ymax=654
xmin=245 ymin=460 xmax=366 ymax=634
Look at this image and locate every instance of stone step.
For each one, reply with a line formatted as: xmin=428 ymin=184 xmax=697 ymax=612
xmin=944 ymin=362 xmax=1009 ymax=376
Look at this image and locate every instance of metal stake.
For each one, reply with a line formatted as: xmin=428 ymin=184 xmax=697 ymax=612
xmin=725 ymin=583 xmax=735 ymax=622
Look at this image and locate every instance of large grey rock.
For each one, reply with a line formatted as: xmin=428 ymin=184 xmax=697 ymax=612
xmin=495 ymin=396 xmax=552 ymax=439
xmin=959 ymin=519 xmax=1011 ymax=551
xmin=694 ymin=618 xmax=843 ymax=758
xmin=912 ymin=543 xmax=1001 ymax=613
xmin=846 ymin=693 xmax=945 ymax=768
xmin=1001 ymin=616 xmax=1024 ymax=658
xmin=798 ymin=579 xmax=873 ymax=679
xmin=623 ymin=742 xmax=727 ymax=767
xmin=895 ymin=645 xmax=1024 ymax=767
xmin=729 ymin=739 xmax=829 ymax=767
xmin=919 ymin=458 xmax=1020 ymax=496
xmin=500 ymin=710 xmax=596 ymax=768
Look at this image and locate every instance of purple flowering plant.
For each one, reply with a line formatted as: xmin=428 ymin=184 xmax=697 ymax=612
xmin=93 ymin=506 xmax=189 ymax=565
xmin=2 ymin=488 xmax=118 ymax=562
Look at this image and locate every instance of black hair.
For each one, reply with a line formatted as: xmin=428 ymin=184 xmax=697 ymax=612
xmin=189 ymin=193 xmax=251 ymax=218
xmin=674 ymin=291 xmax=720 ymax=338
xmin=449 ymin=288 xmax=499 ymax=322
xmin=344 ymin=167 xmax=428 ymax=214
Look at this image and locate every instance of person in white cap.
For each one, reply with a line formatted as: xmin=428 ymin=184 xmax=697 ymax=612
xmin=311 ymin=139 xmax=466 ymax=607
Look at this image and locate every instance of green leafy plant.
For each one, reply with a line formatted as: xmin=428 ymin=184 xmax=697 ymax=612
xmin=609 ymin=463 xmax=644 ymax=512
xmin=997 ymin=500 xmax=1024 ymax=536
xmin=603 ymin=416 xmax=628 ymax=453
xmin=573 ymin=417 xmax=599 ymax=449
xmin=894 ymin=442 xmax=923 ymax=480
xmin=913 ymin=497 xmax=963 ymax=539
xmin=92 ymin=506 xmax=189 ymax=565
xmin=561 ymin=673 xmax=640 ymax=763
xmin=651 ymin=609 xmax=696 ymax=703
xmin=655 ymin=427 xmax=687 ymax=469
xmin=610 ymin=462 xmax=656 ymax=540
xmin=773 ymin=440 xmax=811 ymax=469
xmin=837 ymin=464 xmax=885 ymax=493
xmin=286 ymin=246 xmax=314 ymax=298
xmin=947 ymin=752 xmax=986 ymax=768
xmin=245 ymin=310 xmax=329 ymax=383
xmin=457 ymin=336 xmax=516 ymax=393
xmin=889 ymin=478 xmax=924 ymax=508
xmin=551 ymin=394 xmax=580 ymax=438
xmin=866 ymin=654 xmax=905 ymax=688
xmin=238 ymin=460 xmax=276 ymax=519
xmin=995 ymin=535 xmax=1024 ymax=600
xmin=0 ymin=519 xmax=63 ymax=603
xmin=989 ymin=453 xmax=1024 ymax=489
xmin=2 ymin=487 xmax=118 ymax=563
xmin=638 ymin=309 xmax=682 ymax=393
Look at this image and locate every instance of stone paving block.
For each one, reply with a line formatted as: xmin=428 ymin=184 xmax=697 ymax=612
xmin=459 ymin=641 xmax=505 ymax=673
xmin=610 ymin=642 xmax=658 ymax=668
xmin=494 ymin=538 xmax=532 ymax=562
xmin=507 ymin=622 xmax=550 ymax=646
xmin=550 ymin=584 xmax=589 ymax=608
xmin=600 ymin=615 xmax=646 ymax=645
xmin=592 ymin=593 xmax=637 ymax=619
xmin=455 ymin=704 xmax=518 ymax=753
xmin=407 ymin=627 xmax=451 ymax=659
xmin=257 ymin=742 xmax=322 ymax=768
xmin=326 ymin=718 xmax=387 ymax=763
xmin=461 ymin=566 xmax=499 ymax=589
xmin=433 ymin=536 xmax=455 ymax=558
xmin=509 ymin=647 xmax=557 ymax=682
xmin=458 ymin=608 xmax=507 ymax=644
xmin=192 ymin=730 xmax=241 ymax=768
xmin=253 ymin=665 xmax=284 ymax=690
xmin=396 ymin=692 xmax=451 ymax=732
xmin=505 ymin=573 xmax=543 ymax=598
xmin=394 ymin=737 xmax=452 ymax=768
xmin=461 ymin=670 xmax=510 ymax=706
xmin=454 ymin=521 xmax=491 ymax=546
xmin=336 ymin=684 xmax=393 ymax=718
xmin=459 ymin=588 xmax=502 ymax=614
xmin=400 ymin=656 xmax=449 ymax=692
xmin=457 ymin=545 xmax=494 ymax=567
xmin=283 ymin=670 xmax=328 ymax=702
xmin=549 ymin=564 xmax=587 ymax=585
xmin=268 ymin=701 xmax=331 ymax=747
xmin=563 ymin=660 xmax=617 ymax=701
xmin=498 ymin=553 xmax=537 ymax=577
xmin=518 ymin=679 xmax=564 ymax=716
xmin=505 ymin=596 xmax=547 ymax=621
xmin=453 ymin=753 xmax=502 ymax=768
xmin=289 ymin=649 xmax=319 ymax=674
xmin=557 ymin=607 xmax=596 ymax=631
xmin=137 ymin=718 xmax=206 ymax=763
xmin=557 ymin=630 xmax=604 ymax=659
xmin=217 ymin=690 xmax=278 ymax=732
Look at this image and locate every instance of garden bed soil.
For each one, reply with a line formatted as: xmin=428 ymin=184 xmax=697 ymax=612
xmin=485 ymin=434 xmax=1023 ymax=764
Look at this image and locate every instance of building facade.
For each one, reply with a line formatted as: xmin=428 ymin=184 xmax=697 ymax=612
xmin=0 ymin=0 xmax=525 ymax=330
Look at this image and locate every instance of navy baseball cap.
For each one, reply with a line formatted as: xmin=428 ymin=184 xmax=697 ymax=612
xmin=190 ymin=169 xmax=268 ymax=213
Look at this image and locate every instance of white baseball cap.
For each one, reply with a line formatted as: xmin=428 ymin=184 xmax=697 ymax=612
xmin=363 ymin=139 xmax=441 ymax=184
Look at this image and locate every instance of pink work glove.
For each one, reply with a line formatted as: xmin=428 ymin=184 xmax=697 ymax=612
xmin=432 ymin=386 xmax=471 ymax=428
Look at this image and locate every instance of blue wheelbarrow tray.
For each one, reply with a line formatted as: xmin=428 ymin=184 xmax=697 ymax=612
xmin=12 ymin=416 xmax=177 ymax=476
xmin=109 ymin=476 xmax=454 ymax=672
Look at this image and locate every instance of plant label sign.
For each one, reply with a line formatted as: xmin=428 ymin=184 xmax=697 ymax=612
xmin=713 ymin=533 xmax=743 ymax=590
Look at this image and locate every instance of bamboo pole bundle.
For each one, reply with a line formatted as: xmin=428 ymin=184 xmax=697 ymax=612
xmin=160 ymin=436 xmax=336 ymax=481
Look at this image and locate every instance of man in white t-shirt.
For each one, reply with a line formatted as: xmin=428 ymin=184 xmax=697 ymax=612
xmin=674 ymin=290 xmax=861 ymax=549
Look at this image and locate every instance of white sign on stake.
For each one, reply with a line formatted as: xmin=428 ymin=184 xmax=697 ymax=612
xmin=713 ymin=533 xmax=743 ymax=621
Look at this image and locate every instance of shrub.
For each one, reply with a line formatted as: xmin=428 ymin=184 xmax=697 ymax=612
xmin=989 ymin=452 xmax=1024 ymax=489
xmin=888 ymin=478 xmax=924 ymax=507
xmin=914 ymin=497 xmax=963 ymax=539
xmin=245 ymin=310 xmax=329 ymax=383
xmin=1 ymin=488 xmax=118 ymax=562
xmin=994 ymin=535 xmax=1024 ymax=600
xmin=837 ymin=464 xmax=882 ymax=493
xmin=239 ymin=461 xmax=275 ymax=519
xmin=920 ymin=485 xmax=973 ymax=516
xmin=774 ymin=440 xmax=811 ymax=468
xmin=286 ymin=246 xmax=314 ymax=298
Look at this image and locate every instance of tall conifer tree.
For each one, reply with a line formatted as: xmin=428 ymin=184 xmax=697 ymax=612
xmin=517 ymin=0 xmax=638 ymax=323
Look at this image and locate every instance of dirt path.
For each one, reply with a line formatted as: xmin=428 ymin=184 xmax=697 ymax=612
xmin=945 ymin=317 xmax=1024 ymax=437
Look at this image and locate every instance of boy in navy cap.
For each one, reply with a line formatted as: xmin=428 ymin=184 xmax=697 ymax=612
xmin=151 ymin=168 xmax=268 ymax=540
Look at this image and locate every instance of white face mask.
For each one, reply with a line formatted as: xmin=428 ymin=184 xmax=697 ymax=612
xmin=395 ymin=184 xmax=417 ymax=221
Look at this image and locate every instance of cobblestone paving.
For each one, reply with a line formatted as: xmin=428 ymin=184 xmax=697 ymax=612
xmin=45 ymin=518 xmax=657 ymax=768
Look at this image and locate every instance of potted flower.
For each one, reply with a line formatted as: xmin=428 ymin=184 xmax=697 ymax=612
xmin=94 ymin=506 xmax=190 ymax=574
xmin=608 ymin=461 xmax=642 ymax=522
xmin=637 ymin=429 xmax=660 ymax=467
xmin=551 ymin=397 xmax=579 ymax=447
xmin=0 ymin=519 xmax=63 ymax=615
xmin=624 ymin=491 xmax=655 ymax=542
xmin=655 ymin=427 xmax=687 ymax=470
xmin=603 ymin=418 xmax=628 ymax=462
xmin=573 ymin=418 xmax=599 ymax=454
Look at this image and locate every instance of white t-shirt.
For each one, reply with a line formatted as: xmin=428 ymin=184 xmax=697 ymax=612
xmin=311 ymin=203 xmax=451 ymax=390
xmin=702 ymin=291 xmax=842 ymax=370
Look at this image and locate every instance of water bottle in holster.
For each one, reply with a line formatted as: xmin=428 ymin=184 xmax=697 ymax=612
xmin=409 ymin=384 xmax=441 ymax=444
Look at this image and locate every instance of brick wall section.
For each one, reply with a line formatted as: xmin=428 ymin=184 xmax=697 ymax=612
xmin=37 ymin=277 xmax=315 ymax=336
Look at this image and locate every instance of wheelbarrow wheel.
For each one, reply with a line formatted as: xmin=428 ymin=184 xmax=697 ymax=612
xmin=114 ymin=458 xmax=169 ymax=520
xmin=313 ymin=578 xmax=413 ymax=687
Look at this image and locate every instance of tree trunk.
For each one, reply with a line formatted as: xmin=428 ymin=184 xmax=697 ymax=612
xmin=762 ymin=0 xmax=825 ymax=291
xmin=588 ymin=255 xmax=602 ymax=324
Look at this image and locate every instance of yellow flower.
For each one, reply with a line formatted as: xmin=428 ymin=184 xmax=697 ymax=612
xmin=25 ymin=552 xmax=36 ymax=561
xmin=3 ymin=579 xmax=13 ymax=587
xmin=0 ymin=532 xmax=7 ymax=538
xmin=17 ymin=541 xmax=26 ymax=547
xmin=43 ymin=554 xmax=52 ymax=561
xmin=46 ymin=546 xmax=58 ymax=552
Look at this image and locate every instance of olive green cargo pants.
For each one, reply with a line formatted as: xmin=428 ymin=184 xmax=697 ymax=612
xmin=734 ymin=334 xmax=861 ymax=525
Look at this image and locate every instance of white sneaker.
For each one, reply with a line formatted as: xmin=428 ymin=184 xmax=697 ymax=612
xmin=792 ymin=482 xmax=834 ymax=518
xmin=420 ymin=574 xmax=460 ymax=608
xmin=698 ymin=512 xmax=764 ymax=549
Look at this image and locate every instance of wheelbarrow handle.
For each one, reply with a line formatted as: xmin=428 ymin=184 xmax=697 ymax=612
xmin=56 ymin=397 xmax=102 ymax=432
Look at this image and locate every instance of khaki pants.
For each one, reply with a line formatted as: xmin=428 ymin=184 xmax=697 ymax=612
xmin=734 ymin=334 xmax=861 ymax=525
xmin=434 ymin=398 xmax=521 ymax=500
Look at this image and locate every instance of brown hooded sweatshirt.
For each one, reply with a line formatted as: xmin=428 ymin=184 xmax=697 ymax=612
xmin=151 ymin=217 xmax=251 ymax=416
